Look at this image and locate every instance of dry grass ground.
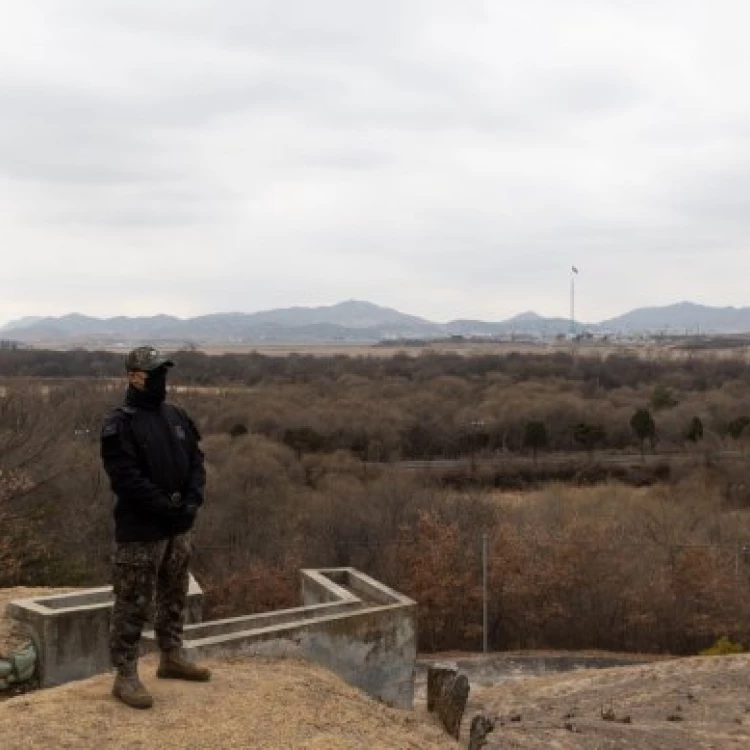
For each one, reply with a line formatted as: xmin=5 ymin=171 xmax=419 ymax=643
xmin=0 ymin=654 xmax=456 ymax=749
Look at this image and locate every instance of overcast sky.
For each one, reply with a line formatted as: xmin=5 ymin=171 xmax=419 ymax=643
xmin=3 ymin=1 xmax=750 ymax=325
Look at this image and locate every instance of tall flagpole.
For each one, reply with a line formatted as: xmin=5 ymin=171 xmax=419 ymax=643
xmin=570 ymin=273 xmax=574 ymax=335
xmin=570 ymin=266 xmax=578 ymax=337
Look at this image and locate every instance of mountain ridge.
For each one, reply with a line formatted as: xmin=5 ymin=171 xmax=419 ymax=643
xmin=3 ymin=299 xmax=750 ymax=343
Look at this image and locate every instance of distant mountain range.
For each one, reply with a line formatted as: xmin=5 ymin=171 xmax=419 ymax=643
xmin=1 ymin=300 xmax=749 ymax=345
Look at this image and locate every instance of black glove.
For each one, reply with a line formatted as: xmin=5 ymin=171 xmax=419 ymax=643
xmin=153 ymin=492 xmax=183 ymax=515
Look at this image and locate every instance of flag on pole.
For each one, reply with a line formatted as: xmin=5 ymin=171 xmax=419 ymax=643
xmin=572 ymin=266 xmax=579 ymax=274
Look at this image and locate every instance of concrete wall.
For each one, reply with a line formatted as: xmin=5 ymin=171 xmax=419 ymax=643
xmin=145 ymin=568 xmax=418 ymax=708
xmin=299 ymin=605 xmax=416 ymax=708
xmin=6 ymin=575 xmax=203 ymax=687
xmin=178 ymin=604 xmax=416 ymax=708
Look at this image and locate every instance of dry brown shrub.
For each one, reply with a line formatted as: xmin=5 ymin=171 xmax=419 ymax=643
xmin=393 ymin=510 xmax=483 ymax=651
xmin=203 ymin=554 xmax=301 ymax=619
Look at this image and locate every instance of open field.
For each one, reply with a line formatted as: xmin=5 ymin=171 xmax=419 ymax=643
xmin=16 ymin=337 xmax=750 ymax=360
xmin=6 ymin=339 xmax=569 ymax=357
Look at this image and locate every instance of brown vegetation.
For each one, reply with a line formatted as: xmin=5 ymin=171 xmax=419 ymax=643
xmin=2 ymin=350 xmax=750 ymax=656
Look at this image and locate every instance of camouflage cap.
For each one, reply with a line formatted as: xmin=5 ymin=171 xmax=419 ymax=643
xmin=125 ymin=346 xmax=174 ymax=372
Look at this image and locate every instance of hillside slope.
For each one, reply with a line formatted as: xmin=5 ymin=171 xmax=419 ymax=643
xmin=471 ymin=652 xmax=750 ymax=748
xmin=0 ymin=654 xmax=456 ymax=749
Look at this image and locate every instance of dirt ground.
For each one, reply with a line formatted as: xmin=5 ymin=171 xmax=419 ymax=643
xmin=467 ymin=653 xmax=750 ymax=749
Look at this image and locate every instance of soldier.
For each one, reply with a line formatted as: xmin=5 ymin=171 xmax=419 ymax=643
xmin=100 ymin=346 xmax=211 ymax=709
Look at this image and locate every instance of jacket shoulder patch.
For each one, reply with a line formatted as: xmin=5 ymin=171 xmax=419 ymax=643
xmin=102 ymin=409 xmax=129 ymax=439
xmin=101 ymin=421 xmax=120 ymax=438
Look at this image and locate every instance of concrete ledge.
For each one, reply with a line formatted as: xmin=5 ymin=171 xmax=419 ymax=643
xmin=6 ymin=575 xmax=203 ymax=687
xmin=301 ymin=568 xmax=359 ymax=605
xmin=148 ymin=599 xmax=362 ymax=640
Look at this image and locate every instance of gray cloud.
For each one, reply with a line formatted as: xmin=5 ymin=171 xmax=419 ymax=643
xmin=3 ymin=1 xmax=750 ymax=324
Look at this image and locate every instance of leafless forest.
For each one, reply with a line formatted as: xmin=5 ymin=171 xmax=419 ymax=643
xmin=3 ymin=347 xmax=750 ymax=655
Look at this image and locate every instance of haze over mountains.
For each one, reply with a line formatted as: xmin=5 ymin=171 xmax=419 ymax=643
xmin=1 ymin=300 xmax=749 ymax=345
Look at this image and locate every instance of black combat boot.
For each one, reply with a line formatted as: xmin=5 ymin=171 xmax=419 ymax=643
xmin=157 ymin=649 xmax=212 ymax=681
xmin=112 ymin=661 xmax=154 ymax=709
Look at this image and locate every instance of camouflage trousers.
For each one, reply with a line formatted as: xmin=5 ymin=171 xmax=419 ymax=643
xmin=110 ymin=532 xmax=192 ymax=669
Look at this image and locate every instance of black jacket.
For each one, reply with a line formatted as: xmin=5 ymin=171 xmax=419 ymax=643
xmin=100 ymin=390 xmax=206 ymax=543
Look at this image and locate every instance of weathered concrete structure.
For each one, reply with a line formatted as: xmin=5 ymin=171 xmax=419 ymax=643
xmin=6 ymin=575 xmax=203 ymax=687
xmin=142 ymin=568 xmax=417 ymax=708
xmin=6 ymin=568 xmax=417 ymax=708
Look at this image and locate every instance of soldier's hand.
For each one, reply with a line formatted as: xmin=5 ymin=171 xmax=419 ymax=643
xmin=154 ymin=492 xmax=183 ymax=514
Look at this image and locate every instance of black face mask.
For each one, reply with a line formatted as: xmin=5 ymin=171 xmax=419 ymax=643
xmin=144 ymin=367 xmax=168 ymax=403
